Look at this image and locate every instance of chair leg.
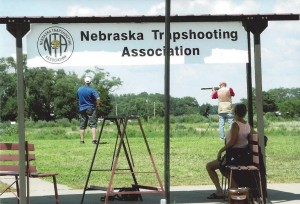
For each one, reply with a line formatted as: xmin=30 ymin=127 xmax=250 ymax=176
xmin=229 ymin=169 xmax=233 ymax=188
xmin=52 ymin=176 xmax=59 ymax=204
xmin=0 ymin=177 xmax=18 ymax=199
xmin=250 ymin=170 xmax=264 ymax=204
xmin=15 ymin=175 xmax=20 ymax=204
xmin=221 ymin=175 xmax=224 ymax=192
xmin=27 ymin=176 xmax=30 ymax=204
xmin=257 ymin=172 xmax=264 ymax=204
xmin=223 ymin=175 xmax=228 ymax=200
xmin=221 ymin=173 xmax=228 ymax=196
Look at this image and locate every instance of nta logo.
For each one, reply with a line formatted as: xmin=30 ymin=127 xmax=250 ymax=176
xmin=37 ymin=26 xmax=74 ymax=64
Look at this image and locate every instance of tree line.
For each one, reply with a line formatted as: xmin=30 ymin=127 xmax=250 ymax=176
xmin=0 ymin=56 xmax=299 ymax=122
xmin=0 ymin=56 xmax=122 ymax=121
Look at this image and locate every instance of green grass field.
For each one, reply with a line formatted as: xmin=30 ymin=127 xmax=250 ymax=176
xmin=1 ymin=118 xmax=300 ymax=190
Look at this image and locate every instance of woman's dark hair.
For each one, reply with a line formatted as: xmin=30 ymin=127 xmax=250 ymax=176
xmin=234 ymin=103 xmax=247 ymax=117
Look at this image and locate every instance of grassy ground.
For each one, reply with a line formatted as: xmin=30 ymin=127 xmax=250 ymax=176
xmin=1 ymin=119 xmax=300 ymax=190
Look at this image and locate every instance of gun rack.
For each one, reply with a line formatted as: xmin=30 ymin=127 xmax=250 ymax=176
xmin=81 ymin=116 xmax=165 ymax=204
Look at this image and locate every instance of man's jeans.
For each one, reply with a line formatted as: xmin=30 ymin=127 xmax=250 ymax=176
xmin=219 ymin=113 xmax=234 ymax=139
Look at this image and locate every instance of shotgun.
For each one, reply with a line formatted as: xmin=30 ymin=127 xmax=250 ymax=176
xmin=201 ymin=87 xmax=219 ymax=90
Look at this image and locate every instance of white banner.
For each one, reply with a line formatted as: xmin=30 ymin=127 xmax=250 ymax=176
xmin=26 ymin=22 xmax=248 ymax=67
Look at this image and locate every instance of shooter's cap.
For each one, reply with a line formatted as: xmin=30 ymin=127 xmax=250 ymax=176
xmin=219 ymin=81 xmax=227 ymax=87
xmin=84 ymin=76 xmax=92 ymax=84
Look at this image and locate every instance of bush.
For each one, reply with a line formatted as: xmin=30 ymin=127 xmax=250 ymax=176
xmin=56 ymin=118 xmax=72 ymax=127
xmin=208 ymin=115 xmax=219 ymax=123
xmin=0 ymin=121 xmax=12 ymax=129
xmin=33 ymin=120 xmax=49 ymax=128
xmin=264 ymin=112 xmax=286 ymax=122
xmin=25 ymin=120 xmax=35 ymax=128
xmin=148 ymin=116 xmax=164 ymax=124
xmin=71 ymin=126 xmax=77 ymax=131
xmin=28 ymin=128 xmax=68 ymax=140
xmin=70 ymin=119 xmax=79 ymax=126
xmin=175 ymin=124 xmax=186 ymax=130
xmin=170 ymin=114 xmax=209 ymax=124
xmin=2 ymin=125 xmax=18 ymax=136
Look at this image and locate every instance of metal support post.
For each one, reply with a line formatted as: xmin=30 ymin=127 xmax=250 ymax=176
xmin=7 ymin=22 xmax=30 ymax=204
xmin=164 ymin=0 xmax=171 ymax=203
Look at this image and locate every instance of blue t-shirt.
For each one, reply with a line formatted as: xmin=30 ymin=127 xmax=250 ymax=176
xmin=77 ymin=85 xmax=100 ymax=112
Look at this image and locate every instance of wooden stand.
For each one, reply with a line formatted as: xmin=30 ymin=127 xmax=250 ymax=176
xmin=81 ymin=116 xmax=165 ymax=204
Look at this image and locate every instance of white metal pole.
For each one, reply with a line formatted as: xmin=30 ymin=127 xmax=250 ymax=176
xmin=16 ymin=28 xmax=27 ymax=204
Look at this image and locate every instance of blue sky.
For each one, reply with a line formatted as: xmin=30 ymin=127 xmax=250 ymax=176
xmin=0 ymin=0 xmax=299 ymax=105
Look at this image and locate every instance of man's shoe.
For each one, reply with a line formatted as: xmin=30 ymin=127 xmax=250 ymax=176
xmin=92 ymin=140 xmax=98 ymax=144
xmin=80 ymin=141 xmax=85 ymax=144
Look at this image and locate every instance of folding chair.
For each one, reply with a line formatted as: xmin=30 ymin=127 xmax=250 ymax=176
xmin=224 ymin=134 xmax=265 ymax=204
xmin=0 ymin=143 xmax=22 ymax=203
xmin=25 ymin=141 xmax=59 ymax=204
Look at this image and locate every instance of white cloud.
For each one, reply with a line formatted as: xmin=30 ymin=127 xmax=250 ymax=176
xmin=173 ymin=65 xmax=200 ymax=83
xmin=67 ymin=5 xmax=97 ymax=16
xmin=204 ymin=48 xmax=248 ymax=64
xmin=211 ymin=1 xmax=259 ymax=14
xmin=66 ymin=5 xmax=139 ymax=17
xmin=148 ymin=0 xmax=261 ymax=15
xmin=273 ymin=0 xmax=300 ymax=13
xmin=147 ymin=2 xmax=165 ymax=15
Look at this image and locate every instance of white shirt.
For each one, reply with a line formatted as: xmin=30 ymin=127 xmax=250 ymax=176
xmin=226 ymin=121 xmax=251 ymax=148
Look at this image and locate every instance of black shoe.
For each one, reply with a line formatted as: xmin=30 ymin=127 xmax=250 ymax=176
xmin=92 ymin=140 xmax=98 ymax=144
xmin=80 ymin=141 xmax=85 ymax=144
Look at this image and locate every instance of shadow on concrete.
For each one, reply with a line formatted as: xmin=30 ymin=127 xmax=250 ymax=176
xmin=1 ymin=188 xmax=300 ymax=204
xmin=1 ymin=190 xmax=223 ymax=204
xmin=266 ymin=189 xmax=300 ymax=203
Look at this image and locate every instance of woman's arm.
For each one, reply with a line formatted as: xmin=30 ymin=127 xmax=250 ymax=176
xmin=217 ymin=122 xmax=239 ymax=160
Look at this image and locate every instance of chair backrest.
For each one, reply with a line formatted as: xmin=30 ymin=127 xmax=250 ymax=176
xmin=0 ymin=142 xmax=37 ymax=174
xmin=25 ymin=141 xmax=38 ymax=175
xmin=0 ymin=143 xmax=21 ymax=172
xmin=248 ymin=134 xmax=259 ymax=167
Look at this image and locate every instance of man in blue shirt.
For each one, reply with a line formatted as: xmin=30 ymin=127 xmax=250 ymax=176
xmin=77 ymin=76 xmax=100 ymax=144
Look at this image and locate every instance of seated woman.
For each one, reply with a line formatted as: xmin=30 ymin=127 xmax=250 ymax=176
xmin=206 ymin=103 xmax=254 ymax=199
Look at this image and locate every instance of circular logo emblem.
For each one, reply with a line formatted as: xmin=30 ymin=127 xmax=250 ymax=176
xmin=37 ymin=26 xmax=74 ymax=64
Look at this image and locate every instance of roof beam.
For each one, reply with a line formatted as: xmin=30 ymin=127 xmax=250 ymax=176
xmin=0 ymin=14 xmax=299 ymax=24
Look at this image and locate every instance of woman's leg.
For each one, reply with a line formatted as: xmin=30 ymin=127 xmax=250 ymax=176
xmin=206 ymin=159 xmax=224 ymax=196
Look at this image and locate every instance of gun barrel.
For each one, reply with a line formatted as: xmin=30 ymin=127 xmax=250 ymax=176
xmin=201 ymin=87 xmax=219 ymax=90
